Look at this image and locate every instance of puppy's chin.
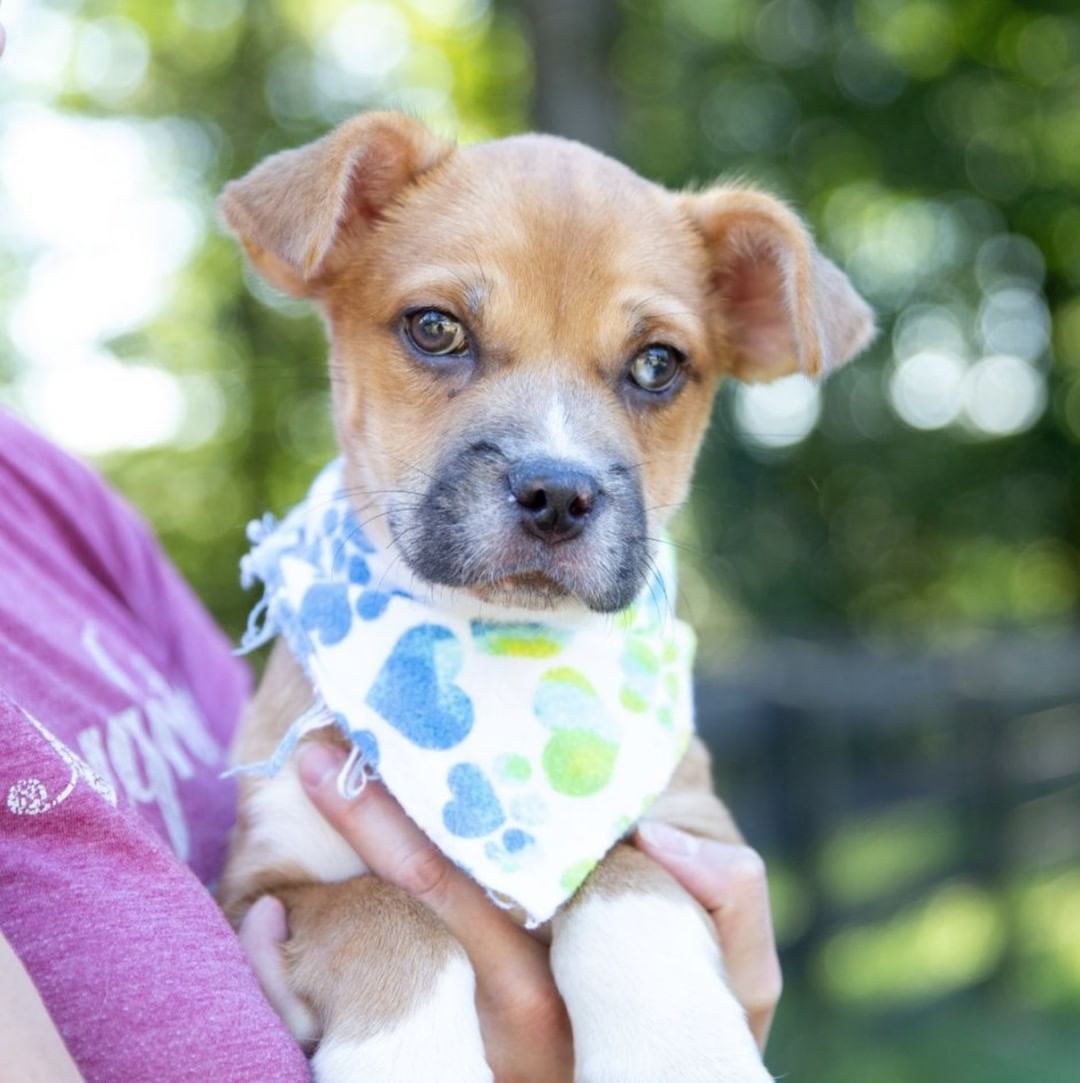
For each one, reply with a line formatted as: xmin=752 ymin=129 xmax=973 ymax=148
xmin=446 ymin=561 xmax=643 ymax=614
xmin=464 ymin=573 xmax=576 ymax=612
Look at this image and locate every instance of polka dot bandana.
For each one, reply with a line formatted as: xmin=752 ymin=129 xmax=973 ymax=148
xmin=233 ymin=460 xmax=696 ymax=925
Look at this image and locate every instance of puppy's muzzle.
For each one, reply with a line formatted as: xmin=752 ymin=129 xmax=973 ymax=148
xmin=392 ymin=434 xmax=647 ymax=611
xmin=508 ymin=457 xmax=600 ymax=544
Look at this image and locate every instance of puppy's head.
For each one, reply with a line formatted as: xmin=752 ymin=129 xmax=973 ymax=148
xmin=221 ymin=112 xmax=873 ymax=613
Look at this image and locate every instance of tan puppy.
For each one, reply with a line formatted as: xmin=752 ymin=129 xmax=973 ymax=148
xmin=218 ymin=112 xmax=873 ymax=1082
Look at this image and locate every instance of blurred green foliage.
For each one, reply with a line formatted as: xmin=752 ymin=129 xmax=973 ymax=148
xmin=2 ymin=0 xmax=1079 ymax=1078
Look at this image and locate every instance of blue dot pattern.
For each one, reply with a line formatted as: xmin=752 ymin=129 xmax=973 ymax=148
xmin=502 ymin=828 xmax=533 ymax=853
xmin=299 ymin=582 xmax=352 ymax=646
xmin=443 ymin=763 xmax=505 ymax=838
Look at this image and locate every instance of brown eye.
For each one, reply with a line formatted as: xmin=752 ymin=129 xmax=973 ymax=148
xmin=629 ymin=344 xmax=683 ymax=393
xmin=406 ymin=309 xmax=468 ymax=356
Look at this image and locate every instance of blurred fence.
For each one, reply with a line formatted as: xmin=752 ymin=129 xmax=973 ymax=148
xmin=698 ymin=632 xmax=1080 ymax=1019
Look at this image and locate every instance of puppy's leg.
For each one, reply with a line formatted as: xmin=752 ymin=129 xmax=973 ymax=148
xmin=220 ymin=641 xmax=492 ymax=1083
xmin=275 ymin=877 xmax=492 ymax=1083
xmin=551 ymin=846 xmax=769 ymax=1083
xmin=221 ymin=769 xmax=491 ymax=1083
xmin=550 ymin=740 xmax=770 ymax=1083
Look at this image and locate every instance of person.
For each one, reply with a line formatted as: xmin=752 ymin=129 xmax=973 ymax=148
xmin=0 ymin=26 xmax=779 ymax=1083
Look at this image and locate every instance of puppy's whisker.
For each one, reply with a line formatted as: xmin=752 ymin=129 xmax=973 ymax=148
xmin=330 ymin=501 xmax=422 ymax=567
xmin=372 ymin=537 xmax=424 ymax=595
xmin=636 ymin=534 xmax=712 ymax=562
xmin=640 ymin=550 xmax=674 ymax=627
xmin=356 ymin=505 xmax=420 ymax=533
xmin=358 ymin=449 xmax=438 ymax=485
xmin=302 ymin=487 xmax=427 ymax=516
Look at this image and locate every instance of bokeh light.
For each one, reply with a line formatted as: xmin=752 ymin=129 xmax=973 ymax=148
xmin=963 ymin=354 xmax=1046 ymax=436
xmin=889 ymin=351 xmax=966 ymax=431
xmin=734 ymin=374 xmax=822 ymax=449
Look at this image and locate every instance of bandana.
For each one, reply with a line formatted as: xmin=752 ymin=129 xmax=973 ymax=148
xmin=234 ymin=459 xmax=696 ymax=925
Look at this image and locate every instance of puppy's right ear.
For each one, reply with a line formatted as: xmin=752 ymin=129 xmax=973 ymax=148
xmin=680 ymin=187 xmax=874 ymax=381
xmin=218 ymin=112 xmax=453 ymax=297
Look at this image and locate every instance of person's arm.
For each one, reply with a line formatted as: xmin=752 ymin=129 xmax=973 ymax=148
xmin=0 ymin=933 xmax=84 ymax=1083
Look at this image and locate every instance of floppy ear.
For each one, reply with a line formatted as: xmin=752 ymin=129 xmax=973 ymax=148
xmin=680 ymin=187 xmax=874 ymax=381
xmin=218 ymin=111 xmax=453 ymax=297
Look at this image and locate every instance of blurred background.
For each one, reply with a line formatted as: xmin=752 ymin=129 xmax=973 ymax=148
xmin=1 ymin=0 xmax=1078 ymax=1078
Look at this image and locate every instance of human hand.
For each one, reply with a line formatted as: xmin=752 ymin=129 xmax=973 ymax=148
xmin=239 ymin=744 xmax=781 ymax=1078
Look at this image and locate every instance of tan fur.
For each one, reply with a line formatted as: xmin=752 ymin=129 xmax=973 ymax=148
xmin=221 ymin=653 xmax=470 ymax=1052
xmin=646 ymin=736 xmax=742 ymax=843
xmin=219 ymin=112 xmax=872 ymax=1075
xmin=277 ymin=876 xmax=460 ymax=1044
xmin=218 ymin=112 xmax=452 ymax=294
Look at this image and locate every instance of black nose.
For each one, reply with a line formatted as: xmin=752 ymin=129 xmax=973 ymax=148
xmin=508 ymin=459 xmax=599 ymax=543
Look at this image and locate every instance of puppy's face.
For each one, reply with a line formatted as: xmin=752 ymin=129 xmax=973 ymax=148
xmin=222 ymin=114 xmax=872 ymax=612
xmin=325 ymin=139 xmax=720 ymax=613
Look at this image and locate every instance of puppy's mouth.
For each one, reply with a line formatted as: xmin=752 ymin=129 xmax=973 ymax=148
xmin=490 ymin=571 xmax=564 ymax=593
xmin=467 ymin=571 xmax=575 ymax=609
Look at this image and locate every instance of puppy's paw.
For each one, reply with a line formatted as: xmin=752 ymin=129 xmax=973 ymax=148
xmin=552 ymin=892 xmax=771 ymax=1083
xmin=310 ymin=953 xmax=493 ymax=1083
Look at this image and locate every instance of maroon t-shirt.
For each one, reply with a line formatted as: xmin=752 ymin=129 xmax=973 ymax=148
xmin=0 ymin=411 xmax=308 ymax=1081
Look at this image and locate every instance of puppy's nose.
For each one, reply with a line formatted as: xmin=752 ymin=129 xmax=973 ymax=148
xmin=508 ymin=459 xmax=599 ymax=543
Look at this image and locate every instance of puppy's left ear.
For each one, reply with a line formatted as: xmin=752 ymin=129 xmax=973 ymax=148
xmin=219 ymin=112 xmax=453 ymax=297
xmin=680 ymin=187 xmax=875 ymax=381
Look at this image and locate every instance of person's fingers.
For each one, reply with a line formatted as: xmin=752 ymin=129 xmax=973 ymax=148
xmin=237 ymin=894 xmax=320 ymax=1044
xmin=297 ymin=742 xmax=552 ymax=1004
xmin=636 ymin=822 xmax=782 ymax=1049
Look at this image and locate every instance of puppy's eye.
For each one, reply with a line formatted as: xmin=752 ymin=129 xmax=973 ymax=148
xmin=628 ymin=344 xmax=683 ymax=393
xmin=406 ymin=309 xmax=468 ymax=356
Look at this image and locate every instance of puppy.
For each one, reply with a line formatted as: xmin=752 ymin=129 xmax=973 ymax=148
xmin=217 ymin=112 xmax=873 ymax=1082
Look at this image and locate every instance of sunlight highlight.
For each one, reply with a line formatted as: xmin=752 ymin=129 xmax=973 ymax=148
xmin=734 ymin=374 xmax=822 ymax=449
xmin=21 ymin=352 xmax=185 ymax=457
xmin=0 ymin=103 xmax=202 ymax=453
